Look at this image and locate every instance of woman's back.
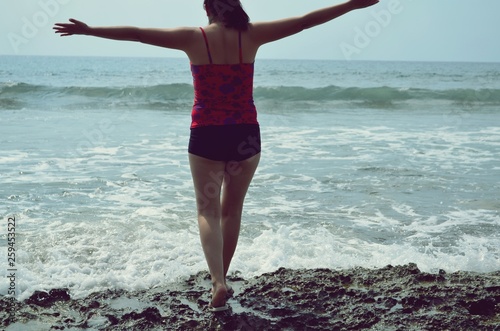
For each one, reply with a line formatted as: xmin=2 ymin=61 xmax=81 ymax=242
xmin=188 ymin=24 xmax=258 ymax=65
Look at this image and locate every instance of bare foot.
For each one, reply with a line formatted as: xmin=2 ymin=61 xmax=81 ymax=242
xmin=211 ymin=283 xmax=228 ymax=309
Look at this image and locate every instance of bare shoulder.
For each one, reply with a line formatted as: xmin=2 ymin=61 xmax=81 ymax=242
xmin=247 ymin=18 xmax=304 ymax=46
xmin=137 ymin=26 xmax=199 ymax=50
xmin=152 ymin=26 xmax=199 ymax=39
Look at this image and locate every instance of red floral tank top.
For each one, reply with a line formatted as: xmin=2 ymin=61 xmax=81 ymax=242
xmin=190 ymin=27 xmax=258 ymax=129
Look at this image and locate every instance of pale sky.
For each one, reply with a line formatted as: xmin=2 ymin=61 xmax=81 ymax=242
xmin=1 ymin=0 xmax=499 ymax=62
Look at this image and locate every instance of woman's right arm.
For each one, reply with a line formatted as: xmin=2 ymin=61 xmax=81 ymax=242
xmin=53 ymin=19 xmax=197 ymax=51
xmin=249 ymin=0 xmax=379 ymax=46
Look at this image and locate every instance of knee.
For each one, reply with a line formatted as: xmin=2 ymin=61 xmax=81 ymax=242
xmin=197 ymin=204 xmax=220 ymax=219
xmin=221 ymin=208 xmax=242 ymax=221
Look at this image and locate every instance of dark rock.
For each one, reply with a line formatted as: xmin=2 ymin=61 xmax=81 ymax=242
xmin=415 ymin=272 xmax=445 ymax=283
xmin=106 ymin=314 xmax=119 ymax=326
xmin=0 ymin=264 xmax=498 ymax=330
xmin=88 ymin=300 xmax=100 ymax=309
xmin=25 ymin=288 xmax=71 ymax=307
xmin=468 ymin=298 xmax=496 ymax=316
xmin=122 ymin=307 xmax=162 ymax=322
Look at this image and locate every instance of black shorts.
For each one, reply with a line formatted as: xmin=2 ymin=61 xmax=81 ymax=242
xmin=189 ymin=124 xmax=261 ymax=162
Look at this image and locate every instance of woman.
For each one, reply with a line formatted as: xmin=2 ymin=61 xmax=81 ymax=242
xmin=54 ymin=0 xmax=379 ymax=311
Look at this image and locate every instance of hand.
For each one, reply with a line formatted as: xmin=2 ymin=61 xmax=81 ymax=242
xmin=53 ymin=19 xmax=90 ymax=36
xmin=349 ymin=0 xmax=380 ymax=9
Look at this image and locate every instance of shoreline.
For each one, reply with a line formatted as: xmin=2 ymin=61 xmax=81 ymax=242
xmin=1 ymin=263 xmax=499 ymax=330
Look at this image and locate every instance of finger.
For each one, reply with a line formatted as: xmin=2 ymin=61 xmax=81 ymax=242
xmin=54 ymin=28 xmax=71 ymax=34
xmin=54 ymin=23 xmax=74 ymax=28
xmin=69 ymin=18 xmax=83 ymax=25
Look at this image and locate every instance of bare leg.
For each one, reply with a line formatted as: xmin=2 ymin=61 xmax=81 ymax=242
xmin=189 ymin=152 xmax=260 ymax=307
xmin=221 ymin=153 xmax=260 ymax=278
xmin=189 ymin=153 xmax=228 ymax=307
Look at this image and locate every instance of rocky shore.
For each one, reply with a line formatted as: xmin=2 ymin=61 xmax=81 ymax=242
xmin=1 ymin=264 xmax=499 ymax=330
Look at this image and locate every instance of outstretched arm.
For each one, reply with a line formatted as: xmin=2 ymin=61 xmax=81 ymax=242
xmin=250 ymin=0 xmax=379 ymax=46
xmin=53 ymin=19 xmax=196 ymax=51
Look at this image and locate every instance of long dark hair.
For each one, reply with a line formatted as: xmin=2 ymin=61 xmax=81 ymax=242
xmin=204 ymin=0 xmax=250 ymax=31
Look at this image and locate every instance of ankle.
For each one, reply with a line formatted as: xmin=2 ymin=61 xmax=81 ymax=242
xmin=215 ymin=284 xmax=227 ymax=292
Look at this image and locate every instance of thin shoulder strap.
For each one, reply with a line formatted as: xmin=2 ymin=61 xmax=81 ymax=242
xmin=199 ymin=27 xmax=213 ymax=64
xmin=239 ymin=31 xmax=243 ymax=64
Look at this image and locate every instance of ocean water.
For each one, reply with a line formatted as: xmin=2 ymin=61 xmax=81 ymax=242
xmin=1 ymin=55 xmax=499 ymax=301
